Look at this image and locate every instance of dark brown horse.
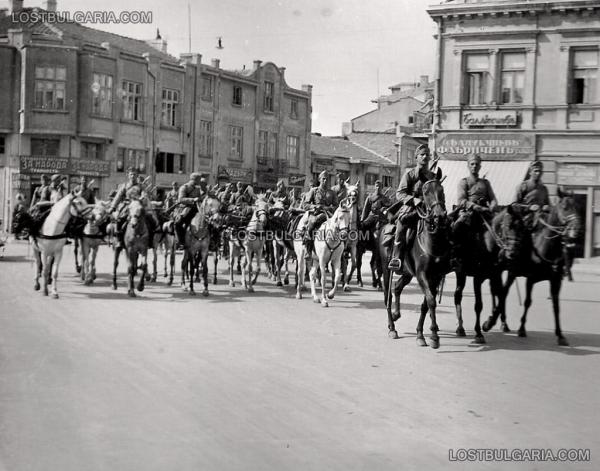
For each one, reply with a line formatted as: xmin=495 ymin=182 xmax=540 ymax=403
xmin=378 ymin=179 xmax=451 ymax=349
xmin=483 ymin=190 xmax=582 ymax=345
xmin=452 ymin=204 xmax=528 ymax=343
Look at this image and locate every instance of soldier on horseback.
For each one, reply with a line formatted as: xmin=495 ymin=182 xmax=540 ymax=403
xmin=173 ymin=172 xmax=206 ymax=244
xmin=331 ymin=172 xmax=348 ymax=202
xmin=388 ymin=144 xmax=437 ymax=271
xmin=268 ymin=179 xmax=291 ymax=209
xmin=451 ymin=153 xmax=498 ymax=270
xmin=73 ymin=175 xmax=96 ymax=204
xmin=30 ymin=174 xmax=51 ymax=209
xmin=49 ymin=174 xmax=67 ymax=203
xmin=303 ymin=170 xmax=338 ymax=255
xmin=361 ymin=179 xmax=390 ymax=233
xmin=109 ymin=168 xmax=144 ymax=248
xmin=164 ymin=182 xmax=179 ymax=210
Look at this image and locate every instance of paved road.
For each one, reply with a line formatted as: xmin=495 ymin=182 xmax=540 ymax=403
xmin=0 ymin=241 xmax=599 ymax=471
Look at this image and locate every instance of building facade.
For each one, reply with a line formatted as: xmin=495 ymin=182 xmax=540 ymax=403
xmin=428 ymin=0 xmax=600 ymax=257
xmin=0 ymin=1 xmax=311 ymax=228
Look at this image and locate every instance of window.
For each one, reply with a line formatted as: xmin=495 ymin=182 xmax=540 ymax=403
xmin=0 ymin=136 xmax=5 ymax=154
xmin=31 ymin=138 xmax=59 ymax=156
xmin=382 ymin=175 xmax=393 ymax=188
xmin=81 ymin=142 xmax=103 ymax=160
xmin=230 ymin=126 xmax=243 ymax=160
xmin=258 ymin=130 xmax=268 ymax=158
xmin=365 ymin=173 xmax=379 ymax=186
xmin=290 ymin=98 xmax=298 ymax=119
xmin=117 ymin=148 xmax=147 ymax=173
xmin=201 ymin=75 xmax=213 ymax=101
xmin=199 ymin=121 xmax=213 ymax=157
xmin=155 ymin=152 xmax=186 ymax=174
xmin=465 ymin=54 xmax=489 ymax=105
xmin=35 ymin=66 xmax=66 ymax=110
xmin=286 ymin=135 xmax=299 ymax=168
xmin=269 ymin=133 xmax=278 ymax=158
xmin=500 ymin=52 xmax=525 ymax=104
xmin=232 ymin=85 xmax=242 ymax=106
xmin=571 ymin=49 xmax=598 ymax=104
xmin=91 ymin=73 xmax=113 ymax=117
xmin=122 ymin=81 xmax=143 ymax=121
xmin=264 ymin=81 xmax=274 ymax=112
xmin=161 ymin=88 xmax=180 ymax=127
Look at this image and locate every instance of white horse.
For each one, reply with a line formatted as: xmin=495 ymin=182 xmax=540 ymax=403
xmin=292 ymin=211 xmax=311 ymax=299
xmin=242 ymin=197 xmax=269 ymax=292
xmin=32 ymin=192 xmax=90 ymax=298
xmin=80 ymin=201 xmax=109 ymax=286
xmin=341 ymin=180 xmax=360 ymax=291
xmin=309 ymin=200 xmax=351 ymax=307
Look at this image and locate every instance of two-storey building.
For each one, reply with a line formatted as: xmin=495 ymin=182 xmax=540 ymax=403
xmin=428 ymin=0 xmax=600 ymax=257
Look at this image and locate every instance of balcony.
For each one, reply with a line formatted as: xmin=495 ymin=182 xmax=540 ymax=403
xmin=256 ymin=156 xmax=289 ymax=174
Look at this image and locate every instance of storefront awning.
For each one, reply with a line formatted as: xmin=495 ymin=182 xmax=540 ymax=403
xmin=437 ymin=159 xmax=531 ymax=208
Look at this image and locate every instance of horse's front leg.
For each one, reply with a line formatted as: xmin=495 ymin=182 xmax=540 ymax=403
xmin=327 ymin=252 xmax=343 ymax=300
xmin=356 ymin=247 xmax=364 ymax=288
xmin=309 ymin=256 xmax=320 ymax=304
xmin=112 ymin=247 xmax=121 ymax=290
xmin=137 ymin=250 xmax=148 ymax=292
xmin=241 ymin=248 xmax=249 ymax=290
xmin=74 ymin=238 xmax=81 ymax=274
xmin=212 ymin=249 xmax=218 ymax=285
xmin=296 ymin=244 xmax=305 ymax=299
xmin=201 ymin=250 xmax=209 ymax=296
xmin=319 ymin=256 xmax=329 ymax=307
xmin=252 ymin=248 xmax=262 ymax=286
xmin=150 ymin=246 xmax=158 ymax=282
xmin=550 ymin=274 xmax=567 ymax=346
xmin=33 ymin=248 xmax=42 ymax=291
xmin=417 ymin=272 xmax=440 ymax=349
xmin=89 ymin=244 xmax=98 ymax=284
xmin=274 ymin=242 xmax=283 ymax=286
xmin=50 ymin=250 xmax=63 ymax=299
xmin=42 ymin=252 xmax=51 ymax=296
xmin=127 ymin=252 xmax=137 ymax=297
xmin=80 ymin=240 xmax=87 ymax=282
xmin=188 ymin=250 xmax=196 ymax=295
xmin=228 ymin=242 xmax=236 ymax=288
xmin=473 ymin=277 xmax=486 ymax=344
xmin=343 ymin=245 xmax=357 ymax=292
xmin=454 ymin=271 xmax=467 ymax=337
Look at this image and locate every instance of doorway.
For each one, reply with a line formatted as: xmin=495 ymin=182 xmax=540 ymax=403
xmin=570 ymin=193 xmax=587 ymax=258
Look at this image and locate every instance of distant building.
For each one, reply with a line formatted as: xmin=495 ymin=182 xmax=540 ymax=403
xmin=310 ymin=134 xmax=397 ymax=203
xmin=0 ymin=1 xmax=311 ymax=226
xmin=428 ymin=0 xmax=600 ymax=257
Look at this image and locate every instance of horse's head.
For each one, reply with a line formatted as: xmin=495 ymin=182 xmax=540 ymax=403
xmin=498 ymin=204 xmax=529 ymax=263
xmin=344 ymin=180 xmax=359 ymax=207
xmin=331 ymin=199 xmax=352 ymax=240
xmin=69 ymin=192 xmax=92 ymax=219
xmin=202 ymin=195 xmax=222 ymax=217
xmin=420 ymin=179 xmax=447 ymax=233
xmin=271 ymin=197 xmax=287 ymax=211
xmin=555 ymin=188 xmax=582 ymax=242
xmin=253 ymin=198 xmax=269 ymax=227
xmin=127 ymin=199 xmax=144 ymax=228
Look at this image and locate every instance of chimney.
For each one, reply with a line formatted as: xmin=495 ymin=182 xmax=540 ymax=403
xmin=211 ymin=58 xmax=220 ymax=69
xmin=302 ymin=84 xmax=313 ymax=94
xmin=279 ymin=67 xmax=286 ymax=76
xmin=179 ymin=53 xmax=202 ymax=65
xmin=341 ymin=122 xmax=352 ymax=137
xmin=43 ymin=0 xmax=57 ymax=12
xmin=144 ymin=37 xmax=168 ymax=54
xmin=11 ymin=0 xmax=24 ymax=13
xmin=253 ymin=60 xmax=262 ymax=71
xmin=420 ymin=75 xmax=429 ymax=86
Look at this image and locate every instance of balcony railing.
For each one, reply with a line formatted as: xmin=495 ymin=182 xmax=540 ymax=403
xmin=256 ymin=156 xmax=289 ymax=174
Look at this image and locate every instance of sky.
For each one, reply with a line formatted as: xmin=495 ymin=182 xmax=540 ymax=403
xmin=22 ymin=0 xmax=438 ymax=136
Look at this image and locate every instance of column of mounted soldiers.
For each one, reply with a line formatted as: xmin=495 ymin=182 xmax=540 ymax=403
xmin=11 ymin=146 xmax=564 ymax=274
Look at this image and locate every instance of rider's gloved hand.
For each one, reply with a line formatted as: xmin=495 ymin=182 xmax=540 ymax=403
xmin=413 ymin=197 xmax=422 ymax=207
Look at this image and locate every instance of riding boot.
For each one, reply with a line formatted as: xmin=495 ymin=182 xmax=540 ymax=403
xmin=175 ymin=222 xmax=186 ymax=248
xmin=388 ymin=221 xmax=406 ymax=271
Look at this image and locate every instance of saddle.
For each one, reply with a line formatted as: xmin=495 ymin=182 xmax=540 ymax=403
xmin=29 ymin=206 xmax=52 ymax=236
xmin=381 ymin=223 xmax=396 ymax=248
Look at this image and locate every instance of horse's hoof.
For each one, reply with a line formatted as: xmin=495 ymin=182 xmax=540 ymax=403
xmin=151 ymin=276 xmax=157 ymax=283
xmin=388 ymin=330 xmax=399 ymax=339
xmin=430 ymin=338 xmax=440 ymax=349
xmin=313 ymin=297 xmax=320 ymax=304
xmin=112 ymin=284 xmax=117 ymax=290
xmin=229 ymin=281 xmax=235 ymax=288
xmin=295 ymin=293 xmax=302 ymax=300
xmin=558 ymin=336 xmax=569 ymax=347
xmin=84 ymin=279 xmax=92 ymax=286
xmin=284 ymin=277 xmax=289 ymax=285
xmin=482 ymin=319 xmax=494 ymax=332
xmin=456 ymin=326 xmax=466 ymax=337
xmin=518 ymin=328 xmax=527 ymax=338
xmin=377 ymin=286 xmax=383 ymax=292
xmin=213 ymin=278 xmax=218 ymax=285
xmin=189 ymin=290 xmax=196 ymax=296
xmin=322 ymin=301 xmax=329 ymax=307
xmin=202 ymin=290 xmax=209 ymax=297
xmin=358 ymin=281 xmax=364 ymax=288
xmin=167 ymin=279 xmax=173 ymax=287
xmin=276 ymin=281 xmax=283 ymax=287
xmin=237 ymin=269 xmax=242 ymax=275
xmin=327 ymin=292 xmax=336 ymax=300
xmin=416 ymin=337 xmax=428 ymax=347
xmin=501 ymin=322 xmax=511 ymax=333
xmin=474 ymin=334 xmax=486 ymax=344
xmin=163 ymin=273 xmax=168 ymax=278
xmin=247 ymin=286 xmax=254 ymax=293
xmin=34 ymin=282 xmax=40 ymax=291
xmin=51 ymin=292 xmax=59 ymax=299
xmin=128 ymin=291 xmax=136 ymax=298
xmin=343 ymin=285 xmax=350 ymax=292
xmin=137 ymin=284 xmax=145 ymax=292
xmin=76 ymin=266 xmax=81 ymax=274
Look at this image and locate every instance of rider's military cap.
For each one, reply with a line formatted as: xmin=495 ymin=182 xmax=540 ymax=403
xmin=51 ymin=174 xmax=61 ymax=182
xmin=190 ymin=172 xmax=202 ymax=180
xmin=529 ymin=160 xmax=543 ymax=171
xmin=415 ymin=144 xmax=430 ymax=156
xmin=467 ymin=153 xmax=482 ymax=163
xmin=318 ymin=170 xmax=328 ymax=180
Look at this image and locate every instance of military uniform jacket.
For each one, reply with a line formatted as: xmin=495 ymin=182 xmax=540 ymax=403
xmin=361 ymin=192 xmax=390 ymax=221
xmin=304 ymin=185 xmax=338 ymax=210
xmin=111 ymin=182 xmax=142 ymax=210
xmin=30 ymin=184 xmax=51 ymax=208
xmin=74 ymin=186 xmax=96 ymax=205
xmin=229 ymin=191 xmax=252 ymax=206
xmin=178 ymin=182 xmax=203 ymax=205
xmin=457 ymin=176 xmax=497 ymax=208
xmin=269 ymin=188 xmax=290 ymax=207
xmin=50 ymin=185 xmax=66 ymax=204
xmin=514 ymin=180 xmax=550 ymax=207
xmin=396 ymin=167 xmax=437 ymax=206
xmin=331 ymin=184 xmax=347 ymax=202
xmin=164 ymin=189 xmax=178 ymax=208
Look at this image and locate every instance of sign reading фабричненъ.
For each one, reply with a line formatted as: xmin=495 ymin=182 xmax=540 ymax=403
xmin=436 ymin=133 xmax=534 ymax=160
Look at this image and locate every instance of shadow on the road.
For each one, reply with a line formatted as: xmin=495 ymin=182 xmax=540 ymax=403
xmin=0 ymin=255 xmax=32 ymax=263
xmin=435 ymin=330 xmax=600 ymax=356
